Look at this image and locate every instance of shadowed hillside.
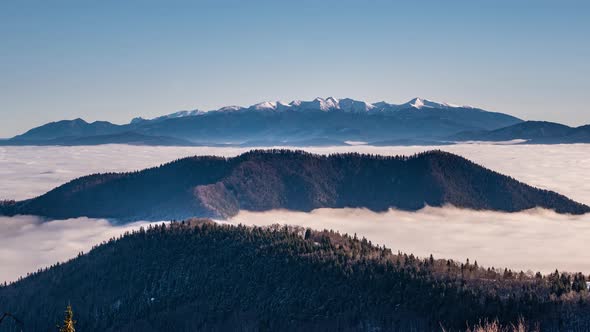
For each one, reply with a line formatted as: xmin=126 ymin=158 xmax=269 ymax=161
xmin=450 ymin=121 xmax=590 ymax=144
xmin=0 ymin=221 xmax=588 ymax=331
xmin=1 ymin=150 xmax=588 ymax=221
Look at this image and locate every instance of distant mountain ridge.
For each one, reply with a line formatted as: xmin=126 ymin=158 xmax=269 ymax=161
xmin=133 ymin=97 xmax=479 ymax=121
xmin=11 ymin=118 xmax=121 ymax=141
xmin=2 ymin=131 xmax=197 ymax=147
xmin=1 ymin=150 xmax=587 ymax=221
xmin=450 ymin=121 xmax=590 ymax=144
xmin=2 ymin=97 xmax=523 ymax=146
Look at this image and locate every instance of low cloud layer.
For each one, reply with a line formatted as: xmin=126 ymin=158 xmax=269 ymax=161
xmin=230 ymin=207 xmax=590 ymax=275
xmin=1 ymin=144 xmax=590 ymax=282
xmin=1 ymin=144 xmax=590 ymax=204
xmin=0 ymin=215 xmax=157 ymax=283
xmin=2 ymin=207 xmax=590 ymax=282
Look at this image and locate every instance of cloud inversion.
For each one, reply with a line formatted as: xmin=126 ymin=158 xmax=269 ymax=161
xmin=1 ymin=144 xmax=590 ymax=281
xmin=230 ymin=206 xmax=590 ymax=275
xmin=1 ymin=144 xmax=589 ymax=204
xmin=0 ymin=215 xmax=159 ymax=282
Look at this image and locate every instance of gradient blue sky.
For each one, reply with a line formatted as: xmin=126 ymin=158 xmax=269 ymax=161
xmin=1 ymin=0 xmax=589 ymax=137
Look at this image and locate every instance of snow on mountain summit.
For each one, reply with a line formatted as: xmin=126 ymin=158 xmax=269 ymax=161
xmin=301 ymin=97 xmax=340 ymax=111
xmin=131 ymin=97 xmax=477 ymax=123
xmin=252 ymin=101 xmax=277 ymax=111
xmin=131 ymin=110 xmax=204 ymax=123
xmin=404 ymin=97 xmax=473 ymax=110
xmin=409 ymin=97 xmax=426 ymax=108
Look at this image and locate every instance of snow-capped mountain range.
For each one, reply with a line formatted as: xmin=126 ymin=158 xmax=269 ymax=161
xmin=6 ymin=96 xmax=589 ymax=146
xmin=6 ymin=96 xmax=528 ymax=147
xmin=133 ymin=97 xmax=477 ymax=123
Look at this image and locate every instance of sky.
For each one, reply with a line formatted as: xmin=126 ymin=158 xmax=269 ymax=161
xmin=1 ymin=0 xmax=589 ymax=137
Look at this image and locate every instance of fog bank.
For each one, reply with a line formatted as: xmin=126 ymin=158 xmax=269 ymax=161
xmin=1 ymin=144 xmax=590 ymax=281
xmin=2 ymin=205 xmax=590 ymax=283
xmin=230 ymin=206 xmax=590 ymax=274
xmin=0 ymin=215 xmax=158 ymax=282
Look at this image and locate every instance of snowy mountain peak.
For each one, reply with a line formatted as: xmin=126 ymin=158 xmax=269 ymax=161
xmin=218 ymin=105 xmax=244 ymax=112
xmin=409 ymin=97 xmax=426 ymax=108
xmin=318 ymin=97 xmax=339 ymax=111
xmin=131 ymin=110 xmax=203 ymax=123
xmin=289 ymin=100 xmax=302 ymax=107
xmin=252 ymin=101 xmax=277 ymax=111
xmin=167 ymin=110 xmax=204 ymax=118
xmin=403 ymin=97 xmax=474 ymax=110
xmin=131 ymin=97 xmax=478 ymax=123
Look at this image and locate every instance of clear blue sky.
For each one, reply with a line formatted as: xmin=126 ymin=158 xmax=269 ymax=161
xmin=1 ymin=0 xmax=588 ymax=137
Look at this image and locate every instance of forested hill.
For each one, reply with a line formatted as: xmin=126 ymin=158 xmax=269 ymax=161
xmin=1 ymin=150 xmax=588 ymax=221
xmin=0 ymin=220 xmax=589 ymax=331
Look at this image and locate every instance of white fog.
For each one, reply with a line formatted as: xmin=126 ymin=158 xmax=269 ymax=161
xmin=1 ymin=144 xmax=589 ymax=282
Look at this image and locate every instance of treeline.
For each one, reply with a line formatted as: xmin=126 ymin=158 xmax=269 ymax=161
xmin=1 ymin=220 xmax=589 ymax=331
xmin=0 ymin=200 xmax=16 ymax=215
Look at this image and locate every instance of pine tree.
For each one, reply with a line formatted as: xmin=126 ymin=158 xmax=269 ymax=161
xmin=572 ymin=273 xmax=587 ymax=292
xmin=58 ymin=305 xmax=75 ymax=332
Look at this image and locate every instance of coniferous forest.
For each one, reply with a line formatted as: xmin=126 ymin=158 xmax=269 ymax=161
xmin=1 ymin=220 xmax=589 ymax=332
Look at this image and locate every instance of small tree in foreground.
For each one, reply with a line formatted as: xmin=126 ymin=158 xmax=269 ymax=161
xmin=58 ymin=305 xmax=75 ymax=332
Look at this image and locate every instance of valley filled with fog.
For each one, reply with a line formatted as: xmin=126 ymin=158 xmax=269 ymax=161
xmin=1 ymin=143 xmax=590 ymax=282
xmin=230 ymin=207 xmax=590 ymax=276
xmin=2 ymin=144 xmax=590 ymax=204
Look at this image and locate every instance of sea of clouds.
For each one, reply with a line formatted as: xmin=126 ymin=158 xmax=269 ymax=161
xmin=2 ymin=144 xmax=590 ymax=204
xmin=1 ymin=144 xmax=590 ymax=281
xmin=0 ymin=215 xmax=164 ymax=283
xmin=230 ymin=207 xmax=590 ymax=275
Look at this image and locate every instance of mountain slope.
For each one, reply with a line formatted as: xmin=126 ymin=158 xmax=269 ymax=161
xmin=3 ymin=97 xmax=523 ymax=145
xmin=1 ymin=150 xmax=587 ymax=221
xmin=2 ymin=132 xmax=198 ymax=146
xmin=0 ymin=221 xmax=588 ymax=331
xmin=130 ymin=106 xmax=521 ymax=143
xmin=450 ymin=121 xmax=590 ymax=144
xmin=565 ymin=125 xmax=590 ymax=142
xmin=11 ymin=118 xmax=123 ymax=141
xmin=126 ymin=97 xmax=522 ymax=142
